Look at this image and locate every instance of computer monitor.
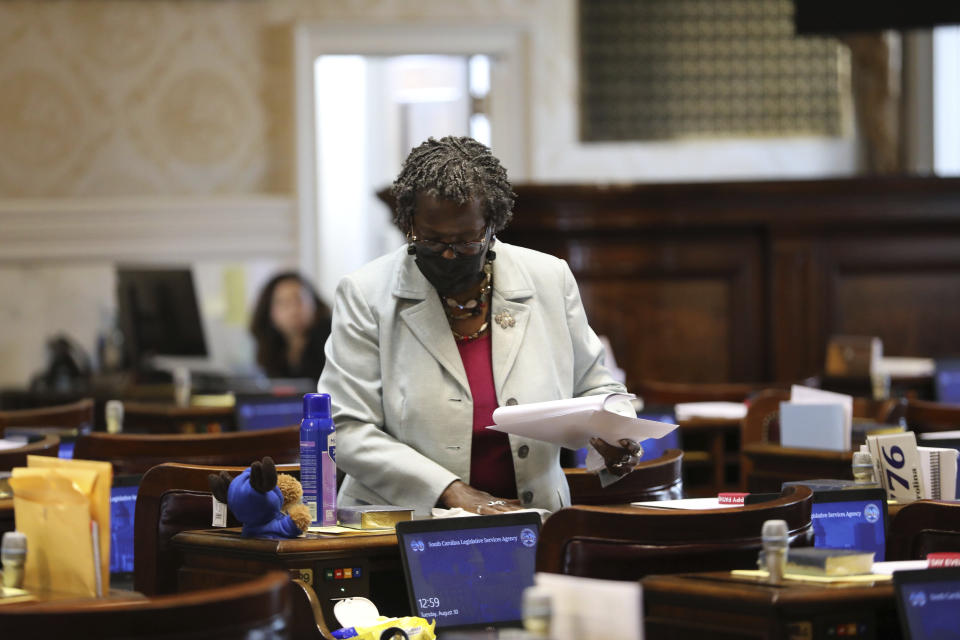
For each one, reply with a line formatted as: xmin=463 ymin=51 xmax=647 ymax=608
xmin=748 ymin=486 xmax=888 ymax=561
xmin=109 ymin=474 xmax=141 ymax=583
xmin=116 ymin=267 xmax=207 ymax=367
xmin=895 ymin=567 xmax=960 ymax=640
xmin=396 ymin=512 xmax=541 ymax=631
xmin=810 ymin=488 xmax=888 ymax=561
xmin=934 ymin=358 xmax=960 ymax=404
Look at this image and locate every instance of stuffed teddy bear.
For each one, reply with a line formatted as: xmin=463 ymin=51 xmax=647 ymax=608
xmin=208 ymin=456 xmax=312 ymax=538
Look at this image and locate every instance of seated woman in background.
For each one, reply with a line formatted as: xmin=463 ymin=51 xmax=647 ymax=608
xmin=250 ymin=272 xmax=332 ymax=381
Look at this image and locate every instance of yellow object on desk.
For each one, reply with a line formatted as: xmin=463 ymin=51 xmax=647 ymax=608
xmin=9 ymin=456 xmax=112 ymax=597
xmin=190 ymin=393 xmax=236 ymax=408
xmin=0 ymin=586 xmax=36 ymax=605
xmin=338 ymin=505 xmax=413 ymax=530
xmin=307 ymin=525 xmax=394 ymax=535
xmin=351 ymin=617 xmax=435 ymax=640
xmin=731 ymin=569 xmax=892 ymax=584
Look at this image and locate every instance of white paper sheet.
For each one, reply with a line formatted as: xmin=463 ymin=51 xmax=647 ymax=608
xmin=630 ymin=497 xmax=741 ymax=510
xmin=779 ymin=403 xmax=848 ymax=451
xmin=919 ymin=430 xmax=960 ymax=441
xmin=535 ymin=572 xmax=643 ymax=640
xmin=871 ymin=560 xmax=928 ymax=575
xmin=674 ymin=401 xmax=747 ymax=421
xmin=791 ymin=385 xmax=853 ymax=447
xmin=487 ymin=393 xmax=677 ymax=450
xmin=0 ymin=438 xmax=26 ymax=451
xmin=918 ymin=446 xmax=959 ymax=500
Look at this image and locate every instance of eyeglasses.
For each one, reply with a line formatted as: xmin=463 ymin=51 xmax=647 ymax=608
xmin=408 ymin=227 xmax=491 ymax=257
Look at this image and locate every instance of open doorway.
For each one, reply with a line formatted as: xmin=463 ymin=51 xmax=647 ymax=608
xmin=312 ymin=54 xmax=492 ymax=302
xmin=293 ymin=23 xmax=528 ymax=302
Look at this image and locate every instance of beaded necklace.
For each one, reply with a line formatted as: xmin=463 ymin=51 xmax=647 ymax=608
xmin=445 ymin=263 xmax=492 ymax=342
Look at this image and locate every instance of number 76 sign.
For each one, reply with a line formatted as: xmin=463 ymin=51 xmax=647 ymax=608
xmin=866 ymin=432 xmax=925 ymax=503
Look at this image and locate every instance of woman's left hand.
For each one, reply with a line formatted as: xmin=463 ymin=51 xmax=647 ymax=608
xmin=589 ymin=437 xmax=644 ymax=476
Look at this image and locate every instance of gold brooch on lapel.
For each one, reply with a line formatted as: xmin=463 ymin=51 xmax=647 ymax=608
xmin=494 ymin=310 xmax=515 ymax=329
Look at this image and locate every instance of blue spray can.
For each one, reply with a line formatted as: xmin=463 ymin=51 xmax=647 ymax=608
xmin=300 ymin=393 xmax=337 ymax=526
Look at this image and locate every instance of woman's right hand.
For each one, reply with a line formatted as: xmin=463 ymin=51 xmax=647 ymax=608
xmin=439 ymin=480 xmax=522 ymax=514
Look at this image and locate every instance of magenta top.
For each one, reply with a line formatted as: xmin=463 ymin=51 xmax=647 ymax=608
xmin=456 ymin=333 xmax=517 ymax=499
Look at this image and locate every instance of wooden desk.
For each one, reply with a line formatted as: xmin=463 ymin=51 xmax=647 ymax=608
xmin=742 ymin=443 xmax=854 ymax=492
xmin=678 ymin=417 xmax=741 ymax=497
xmin=172 ymin=528 xmax=408 ymax=628
xmin=0 ymin=588 xmax=145 ymax=607
xmin=643 ymin=571 xmax=898 ymax=640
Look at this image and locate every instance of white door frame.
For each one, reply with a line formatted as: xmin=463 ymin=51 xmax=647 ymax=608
xmin=293 ymin=22 xmax=530 ymax=285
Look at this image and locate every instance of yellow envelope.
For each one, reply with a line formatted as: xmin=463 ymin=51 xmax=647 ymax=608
xmin=9 ymin=456 xmax=112 ymax=596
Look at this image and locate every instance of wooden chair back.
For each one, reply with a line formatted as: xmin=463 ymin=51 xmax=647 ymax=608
xmin=0 ymin=570 xmax=292 ymax=639
xmin=0 ymin=435 xmax=60 ymax=471
xmin=121 ymin=401 xmax=237 ymax=434
xmin=290 ymin=578 xmax=335 ymax=640
xmin=887 ymin=500 xmax=960 ymax=561
xmin=0 ymin=398 xmax=94 ymax=434
xmin=905 ymin=398 xmax=960 ymax=433
xmin=741 ymin=389 xmax=791 ymax=448
xmin=74 ymin=425 xmax=299 ymax=475
xmin=565 ymin=449 xmax=683 ymax=505
xmin=536 ymin=485 xmax=814 ymax=581
xmin=741 ymin=390 xmax=904 ymax=448
xmin=134 ymin=462 xmax=298 ymax=596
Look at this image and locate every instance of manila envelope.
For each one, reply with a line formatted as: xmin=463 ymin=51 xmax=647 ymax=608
xmin=9 ymin=469 xmax=99 ymax=596
xmin=13 ymin=456 xmax=112 ymax=594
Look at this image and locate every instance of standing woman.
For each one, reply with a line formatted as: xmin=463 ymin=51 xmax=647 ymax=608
xmin=320 ymin=136 xmax=641 ymax=516
xmin=250 ymin=272 xmax=332 ymax=381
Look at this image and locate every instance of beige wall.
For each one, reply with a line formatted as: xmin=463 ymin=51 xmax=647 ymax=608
xmin=0 ymin=0 xmax=555 ymax=198
xmin=0 ymin=0 xmax=858 ymax=197
xmin=0 ymin=0 xmax=555 ymax=385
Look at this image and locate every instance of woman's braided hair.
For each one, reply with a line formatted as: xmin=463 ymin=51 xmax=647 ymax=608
xmin=392 ymin=136 xmax=516 ymax=236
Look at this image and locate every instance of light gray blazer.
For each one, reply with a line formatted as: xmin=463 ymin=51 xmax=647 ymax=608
xmin=318 ymin=242 xmax=626 ymax=515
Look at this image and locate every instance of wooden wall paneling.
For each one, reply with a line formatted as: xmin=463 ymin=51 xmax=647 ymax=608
xmin=506 ymin=229 xmax=765 ymax=385
xmin=822 ymin=233 xmax=960 ymax=358
xmin=769 ymin=234 xmax=826 ymax=382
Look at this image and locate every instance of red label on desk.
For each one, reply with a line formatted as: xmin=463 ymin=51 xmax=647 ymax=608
xmin=927 ymin=552 xmax=960 ymax=568
xmin=334 ymin=569 xmax=343 ymax=579
xmin=718 ymin=492 xmax=749 ymax=505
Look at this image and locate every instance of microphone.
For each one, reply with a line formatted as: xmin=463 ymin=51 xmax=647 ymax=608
xmin=761 ymin=519 xmax=788 ymax=583
xmin=852 ymin=451 xmax=876 ymax=484
xmin=106 ymin=399 xmax=124 ymax=434
xmin=2 ymin=531 xmax=27 ymax=589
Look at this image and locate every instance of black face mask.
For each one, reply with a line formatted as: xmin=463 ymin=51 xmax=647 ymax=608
xmin=412 ymin=244 xmax=492 ymax=294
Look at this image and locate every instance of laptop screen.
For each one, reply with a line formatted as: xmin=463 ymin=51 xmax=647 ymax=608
xmin=396 ymin=512 xmax=541 ymax=630
xmin=810 ymin=488 xmax=887 ymax=561
xmin=109 ymin=474 xmax=141 ymax=577
xmin=895 ymin=567 xmax=960 ymax=640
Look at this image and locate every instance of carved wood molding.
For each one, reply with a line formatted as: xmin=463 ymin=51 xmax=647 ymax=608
xmin=0 ymin=196 xmax=297 ymax=263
